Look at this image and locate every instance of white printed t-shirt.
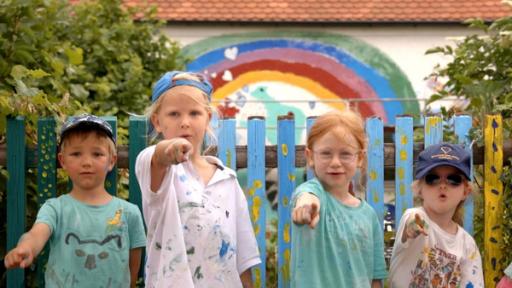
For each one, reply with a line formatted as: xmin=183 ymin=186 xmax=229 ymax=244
xmin=135 ymin=146 xmax=261 ymax=288
xmin=389 ymin=207 xmax=484 ymax=288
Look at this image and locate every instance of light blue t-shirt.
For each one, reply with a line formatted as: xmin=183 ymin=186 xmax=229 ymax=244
xmin=36 ymin=194 xmax=146 ymax=288
xmin=291 ymin=178 xmax=388 ymax=288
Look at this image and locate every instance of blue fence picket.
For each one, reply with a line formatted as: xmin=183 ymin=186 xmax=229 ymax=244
xmin=218 ymin=118 xmax=237 ymax=170
xmin=453 ymin=115 xmax=474 ymax=234
xmin=424 ymin=115 xmax=443 ymax=147
xmin=366 ymin=117 xmax=385 ymax=227
xmin=247 ymin=116 xmax=267 ymax=288
xmin=6 ymin=117 xmax=26 ymax=288
xmin=394 ymin=116 xmax=414 ymax=226
xmin=277 ymin=115 xmax=295 ymax=288
xmin=36 ymin=118 xmax=57 ymax=286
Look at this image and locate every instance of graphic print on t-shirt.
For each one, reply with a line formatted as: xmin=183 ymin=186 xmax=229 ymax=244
xmin=409 ymin=245 xmax=461 ymax=288
xmin=65 ymin=232 xmax=123 ymax=270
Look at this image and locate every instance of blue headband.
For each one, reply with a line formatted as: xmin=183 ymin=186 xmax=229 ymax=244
xmin=151 ymin=71 xmax=213 ymax=103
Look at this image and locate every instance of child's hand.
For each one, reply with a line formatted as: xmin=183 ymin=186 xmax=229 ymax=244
xmin=4 ymin=245 xmax=34 ymax=269
xmin=402 ymin=213 xmax=428 ymax=242
xmin=164 ymin=138 xmax=193 ymax=165
xmin=292 ymin=193 xmax=320 ymax=229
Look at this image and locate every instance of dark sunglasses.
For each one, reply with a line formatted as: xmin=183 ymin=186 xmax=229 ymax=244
xmin=424 ymin=173 xmax=465 ymax=187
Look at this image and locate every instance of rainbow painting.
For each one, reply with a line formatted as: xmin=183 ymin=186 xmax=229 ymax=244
xmin=182 ymin=31 xmax=419 ymax=144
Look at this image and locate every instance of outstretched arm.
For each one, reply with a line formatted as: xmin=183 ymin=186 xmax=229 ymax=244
xmin=4 ymin=223 xmax=51 ymax=269
xmin=151 ymin=138 xmax=192 ymax=191
xmin=292 ymin=193 xmax=321 ymax=229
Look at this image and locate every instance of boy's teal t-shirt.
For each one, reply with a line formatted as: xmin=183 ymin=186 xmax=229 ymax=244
xmin=291 ymin=178 xmax=388 ymax=288
xmin=36 ymin=194 xmax=146 ymax=288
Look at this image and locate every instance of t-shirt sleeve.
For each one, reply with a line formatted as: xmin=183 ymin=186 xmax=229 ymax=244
xmin=371 ymin=209 xmax=388 ymax=279
xmin=460 ymin=237 xmax=484 ymax=288
xmin=35 ymin=198 xmax=60 ymax=235
xmin=135 ymin=145 xmax=172 ymax=206
xmin=126 ymin=203 xmax=147 ymax=249
xmin=234 ymin=180 xmax=261 ymax=274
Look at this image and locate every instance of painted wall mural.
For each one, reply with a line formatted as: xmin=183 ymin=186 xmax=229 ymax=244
xmin=182 ymin=31 xmax=419 ymax=145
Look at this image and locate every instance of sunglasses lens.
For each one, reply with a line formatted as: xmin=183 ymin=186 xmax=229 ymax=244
xmin=424 ymin=174 xmax=440 ymax=185
xmin=424 ymin=173 xmax=464 ymax=186
xmin=447 ymin=174 xmax=463 ymax=186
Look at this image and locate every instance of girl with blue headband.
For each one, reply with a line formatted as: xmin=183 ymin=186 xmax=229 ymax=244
xmin=135 ymin=71 xmax=260 ymax=287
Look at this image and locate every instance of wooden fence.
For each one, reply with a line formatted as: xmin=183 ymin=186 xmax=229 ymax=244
xmin=1 ymin=114 xmax=510 ymax=287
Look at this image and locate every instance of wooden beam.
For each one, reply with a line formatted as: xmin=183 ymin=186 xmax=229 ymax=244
xmin=1 ymin=140 xmax=511 ymax=169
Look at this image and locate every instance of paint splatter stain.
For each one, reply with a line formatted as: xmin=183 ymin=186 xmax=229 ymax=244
xmin=219 ymin=240 xmax=230 ymax=258
xmin=281 ymin=144 xmax=288 ymax=156
xmin=465 ymin=282 xmax=474 ymax=288
xmin=193 ymin=266 xmax=203 ymax=280
xmin=187 ymin=246 xmax=195 ymax=255
xmin=225 ymin=210 xmax=230 ymax=218
xmin=155 ymin=242 xmax=162 ymax=250
xmin=179 ymin=174 xmax=187 ymax=182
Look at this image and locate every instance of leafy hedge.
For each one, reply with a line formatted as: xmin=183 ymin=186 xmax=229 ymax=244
xmin=0 ymin=0 xmax=183 ymax=141
xmin=427 ymin=15 xmax=512 ymax=275
xmin=0 ymin=0 xmax=183 ymax=285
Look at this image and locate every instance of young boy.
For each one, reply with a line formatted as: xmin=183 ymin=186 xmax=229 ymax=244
xmin=4 ymin=114 xmax=146 ymax=287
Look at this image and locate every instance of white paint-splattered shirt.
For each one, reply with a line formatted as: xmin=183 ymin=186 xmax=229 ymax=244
xmin=136 ymin=146 xmax=261 ymax=288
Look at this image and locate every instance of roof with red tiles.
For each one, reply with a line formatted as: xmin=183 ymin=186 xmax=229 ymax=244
xmin=123 ymin=0 xmax=512 ymax=23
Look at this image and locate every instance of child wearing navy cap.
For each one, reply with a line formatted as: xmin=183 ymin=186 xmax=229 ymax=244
xmin=4 ymin=114 xmax=146 ymax=287
xmin=389 ymin=143 xmax=483 ymax=288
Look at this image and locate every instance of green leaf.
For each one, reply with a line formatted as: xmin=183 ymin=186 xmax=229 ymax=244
xmin=11 ymin=65 xmax=29 ymax=80
xmin=426 ymin=94 xmax=444 ymax=105
xmin=464 ymin=18 xmax=488 ymax=31
xmin=425 ymin=47 xmax=446 ymax=55
xmin=15 ymin=80 xmax=40 ymax=97
xmin=69 ymin=84 xmax=89 ymax=99
xmin=28 ymin=69 xmax=50 ymax=79
xmin=64 ymin=46 xmax=83 ymax=65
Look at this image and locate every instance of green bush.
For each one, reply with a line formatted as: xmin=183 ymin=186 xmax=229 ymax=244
xmin=427 ymin=14 xmax=512 ymax=277
xmin=0 ymin=0 xmax=183 ymax=285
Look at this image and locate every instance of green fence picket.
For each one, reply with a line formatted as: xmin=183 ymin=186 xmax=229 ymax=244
xmin=6 ymin=117 xmax=26 ymax=288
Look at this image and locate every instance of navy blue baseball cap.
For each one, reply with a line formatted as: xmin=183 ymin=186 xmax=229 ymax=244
xmin=59 ymin=114 xmax=115 ymax=145
xmin=151 ymin=71 xmax=213 ymax=103
xmin=415 ymin=143 xmax=471 ymax=180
